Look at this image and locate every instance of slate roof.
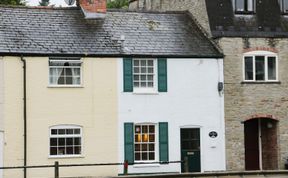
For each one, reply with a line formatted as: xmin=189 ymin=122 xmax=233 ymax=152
xmin=205 ymin=0 xmax=288 ymax=38
xmin=0 ymin=6 xmax=222 ymax=58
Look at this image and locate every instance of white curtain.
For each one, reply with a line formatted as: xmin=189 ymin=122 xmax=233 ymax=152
xmin=50 ymin=68 xmax=63 ymax=85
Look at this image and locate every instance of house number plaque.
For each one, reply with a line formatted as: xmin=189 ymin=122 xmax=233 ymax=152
xmin=209 ymin=131 xmax=218 ymax=138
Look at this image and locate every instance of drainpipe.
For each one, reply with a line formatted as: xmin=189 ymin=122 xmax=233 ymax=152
xmin=20 ymin=56 xmax=27 ymax=178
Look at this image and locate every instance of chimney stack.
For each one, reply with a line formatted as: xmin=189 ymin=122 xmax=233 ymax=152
xmin=77 ymin=0 xmax=106 ymax=19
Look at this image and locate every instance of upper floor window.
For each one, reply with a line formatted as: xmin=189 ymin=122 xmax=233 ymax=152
xmin=50 ymin=125 xmax=82 ymax=157
xmin=243 ymin=51 xmax=278 ymax=82
xmin=49 ymin=58 xmax=82 ymax=86
xmin=279 ymin=0 xmax=288 ymax=14
xmin=234 ymin=0 xmax=255 ymax=14
xmin=133 ymin=59 xmax=156 ymax=91
xmin=123 ymin=58 xmax=167 ymax=93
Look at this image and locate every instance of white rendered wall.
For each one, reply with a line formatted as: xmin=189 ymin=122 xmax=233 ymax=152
xmin=118 ymin=58 xmax=225 ymax=174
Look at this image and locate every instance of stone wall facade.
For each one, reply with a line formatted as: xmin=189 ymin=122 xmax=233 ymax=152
xmin=129 ymin=0 xmax=211 ymax=36
xmin=218 ymin=37 xmax=288 ymax=170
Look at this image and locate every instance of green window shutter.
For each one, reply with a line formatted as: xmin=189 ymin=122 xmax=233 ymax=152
xmin=159 ymin=122 xmax=169 ymax=162
xmin=124 ymin=123 xmax=134 ymax=164
xmin=123 ymin=58 xmax=133 ymax=92
xmin=158 ymin=58 xmax=167 ymax=92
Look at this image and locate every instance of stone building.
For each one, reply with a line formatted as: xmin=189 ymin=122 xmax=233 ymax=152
xmin=129 ymin=0 xmax=288 ymax=171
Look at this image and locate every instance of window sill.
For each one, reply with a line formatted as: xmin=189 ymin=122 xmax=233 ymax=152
xmin=241 ymin=81 xmax=281 ymax=84
xmin=132 ymin=89 xmax=159 ymax=95
xmin=133 ymin=163 xmax=161 ymax=168
xmin=234 ymin=11 xmax=255 ymax=15
xmin=133 ymin=91 xmax=159 ymax=95
xmin=48 ymin=85 xmax=84 ymax=88
xmin=48 ymin=155 xmax=84 ymax=159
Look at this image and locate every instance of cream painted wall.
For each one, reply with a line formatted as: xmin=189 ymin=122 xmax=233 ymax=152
xmin=3 ymin=56 xmax=118 ymax=178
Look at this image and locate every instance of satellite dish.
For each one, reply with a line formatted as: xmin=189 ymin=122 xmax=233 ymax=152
xmin=64 ymin=0 xmax=76 ymax=5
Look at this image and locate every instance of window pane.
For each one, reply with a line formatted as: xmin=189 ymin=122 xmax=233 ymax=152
xmin=50 ymin=147 xmax=57 ymax=155
xmin=284 ymin=0 xmax=288 ymax=12
xmin=149 ymin=144 xmax=154 ymax=151
xmin=73 ymin=77 xmax=81 ymax=85
xmin=135 ymin=153 xmax=140 ymax=161
xmin=66 ymin=138 xmax=73 ymax=145
xmin=148 ymin=82 xmax=153 ymax=87
xmin=141 ymin=67 xmax=146 ymax=73
xmin=51 ymin=129 xmax=57 ymax=135
xmin=149 ymin=134 xmax=155 ymax=142
xmin=142 ymin=126 xmax=148 ymax=133
xmin=135 ymin=144 xmax=140 ymax=151
xmin=66 ymin=129 xmax=73 ymax=135
xmin=255 ymin=56 xmax=265 ymax=80
xmin=142 ymin=134 xmax=148 ymax=142
xmin=74 ymin=146 xmax=81 ymax=154
xmin=134 ymin=75 xmax=139 ymax=80
xmin=58 ymin=138 xmax=65 ymax=146
xmin=66 ymin=147 xmax=73 ymax=155
xmin=72 ymin=68 xmax=81 ymax=76
xmin=74 ymin=129 xmax=80 ymax=134
xmin=134 ymin=60 xmax=139 ymax=66
xmin=245 ymin=56 xmax=253 ymax=80
xmin=74 ymin=138 xmax=81 ymax=145
xmin=135 ymin=134 xmax=141 ymax=142
xmin=58 ymin=147 xmax=65 ymax=155
xmin=268 ymin=57 xmax=276 ymax=80
xmin=50 ymin=138 xmax=57 ymax=146
xmin=142 ymin=144 xmax=148 ymax=151
xmin=135 ymin=126 xmax=141 ymax=133
xmin=141 ymin=60 xmax=146 ymax=66
xmin=149 ymin=125 xmax=155 ymax=133
xmin=236 ymin=0 xmax=244 ymax=11
xmin=134 ymin=68 xmax=139 ymax=73
xmin=58 ymin=77 xmax=65 ymax=85
xmin=247 ymin=0 xmax=254 ymax=11
xmin=58 ymin=129 xmax=65 ymax=135
xmin=149 ymin=152 xmax=155 ymax=160
xmin=142 ymin=152 xmax=148 ymax=160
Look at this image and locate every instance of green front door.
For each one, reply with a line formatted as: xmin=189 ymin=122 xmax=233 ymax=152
xmin=181 ymin=128 xmax=201 ymax=172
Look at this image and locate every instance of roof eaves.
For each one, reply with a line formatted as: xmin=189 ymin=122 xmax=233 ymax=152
xmin=0 ymin=52 xmax=224 ymax=59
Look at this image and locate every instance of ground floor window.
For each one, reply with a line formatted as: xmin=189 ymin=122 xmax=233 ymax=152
xmin=124 ymin=122 xmax=168 ymax=164
xmin=49 ymin=125 xmax=82 ymax=156
xmin=134 ymin=124 xmax=155 ymax=161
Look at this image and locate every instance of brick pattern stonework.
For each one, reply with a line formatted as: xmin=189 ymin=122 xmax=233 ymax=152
xmin=129 ymin=0 xmax=211 ymax=36
xmin=219 ymin=37 xmax=288 ymax=170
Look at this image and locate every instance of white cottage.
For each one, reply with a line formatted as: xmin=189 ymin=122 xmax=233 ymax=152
xmin=117 ymin=11 xmax=225 ymax=173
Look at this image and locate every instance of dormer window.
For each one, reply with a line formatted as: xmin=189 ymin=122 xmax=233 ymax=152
xmin=234 ymin=0 xmax=255 ymax=14
xmin=279 ymin=0 xmax=288 ymax=14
